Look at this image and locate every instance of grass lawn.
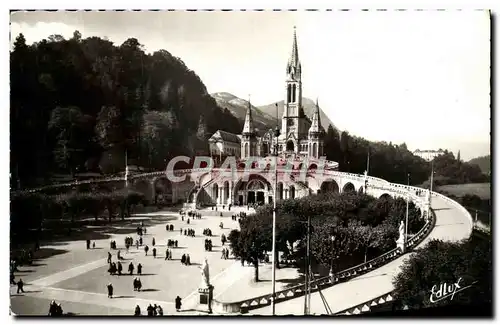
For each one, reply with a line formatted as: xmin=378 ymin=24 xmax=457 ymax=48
xmin=437 ymin=183 xmax=491 ymax=200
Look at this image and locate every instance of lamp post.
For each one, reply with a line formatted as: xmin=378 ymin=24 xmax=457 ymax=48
xmin=304 ymin=213 xmax=311 ymax=315
xmin=429 ymin=160 xmax=434 ymax=204
xmin=329 ymin=235 xmax=335 ymax=281
xmin=124 ymin=149 xmax=129 ymax=188
xmin=271 ymin=124 xmax=280 ymax=315
xmin=405 ymin=173 xmax=410 ymax=245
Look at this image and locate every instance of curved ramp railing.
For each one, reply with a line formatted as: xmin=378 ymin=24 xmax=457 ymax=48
xmin=334 ymin=192 xmax=474 ymax=316
xmin=213 ymin=186 xmax=437 ymax=314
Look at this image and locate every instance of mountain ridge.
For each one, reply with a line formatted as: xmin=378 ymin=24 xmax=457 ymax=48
xmin=211 ymin=92 xmax=336 ymax=133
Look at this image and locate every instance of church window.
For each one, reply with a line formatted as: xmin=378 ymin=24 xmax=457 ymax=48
xmin=292 ymin=85 xmax=296 ymax=103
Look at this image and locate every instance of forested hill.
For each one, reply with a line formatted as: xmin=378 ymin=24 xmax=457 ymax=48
xmin=10 ymin=32 xmax=241 ymax=187
xmin=468 ymin=155 xmax=490 ymax=175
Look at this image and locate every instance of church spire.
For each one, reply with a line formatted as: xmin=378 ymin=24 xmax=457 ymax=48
xmin=287 ymin=26 xmax=301 ymax=80
xmin=309 ymin=97 xmax=322 ymax=135
xmin=242 ymin=94 xmax=255 ymax=135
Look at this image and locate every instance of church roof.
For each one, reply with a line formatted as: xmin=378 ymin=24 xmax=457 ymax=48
xmin=210 ymin=130 xmax=241 ymax=144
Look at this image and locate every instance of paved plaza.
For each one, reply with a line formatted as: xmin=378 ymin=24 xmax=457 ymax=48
xmin=10 ymin=195 xmax=472 ymax=316
xmin=10 ymin=207 xmax=254 ymax=316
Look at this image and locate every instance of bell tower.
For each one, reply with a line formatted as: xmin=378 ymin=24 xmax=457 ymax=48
xmin=281 ymin=26 xmax=307 ymax=151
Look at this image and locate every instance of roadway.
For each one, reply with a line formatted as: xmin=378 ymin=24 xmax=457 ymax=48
xmin=248 ymin=195 xmax=473 ymax=315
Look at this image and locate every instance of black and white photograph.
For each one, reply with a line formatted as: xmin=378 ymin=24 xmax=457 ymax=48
xmin=8 ymin=9 xmax=492 ymax=317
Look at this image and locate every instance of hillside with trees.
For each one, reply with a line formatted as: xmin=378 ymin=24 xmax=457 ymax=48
xmin=467 ymin=155 xmax=490 ymax=175
xmin=10 ymin=32 xmax=241 ymax=187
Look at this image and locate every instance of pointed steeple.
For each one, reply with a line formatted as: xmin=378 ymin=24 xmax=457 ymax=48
xmin=309 ymin=97 xmax=322 ymax=135
xmin=287 ymin=26 xmax=301 ymax=79
xmin=242 ymin=94 xmax=255 ymax=135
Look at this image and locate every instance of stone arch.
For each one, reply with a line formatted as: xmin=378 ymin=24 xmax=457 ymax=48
xmin=289 ymin=185 xmax=295 ymax=199
xmin=320 ymin=180 xmax=340 ymax=194
xmin=262 ymin=143 xmax=269 ymax=155
xmin=278 ymin=182 xmax=284 ymax=200
xmin=309 ymin=163 xmax=318 ymax=170
xmin=153 ymin=176 xmax=172 ymax=205
xmin=342 ymin=182 xmax=356 ymax=193
xmin=379 ymin=193 xmax=392 ymax=200
xmin=132 ymin=179 xmax=153 ymax=202
xmin=286 ymin=140 xmax=295 ymax=152
xmin=223 ymin=181 xmax=230 ymax=205
xmin=238 ymin=162 xmax=246 ymax=169
xmin=244 ymin=143 xmax=249 ymax=157
xmin=213 ymin=183 xmax=219 ymax=203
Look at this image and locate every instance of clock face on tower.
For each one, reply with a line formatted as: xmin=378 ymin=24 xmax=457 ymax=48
xmin=287 ymin=119 xmax=295 ymax=127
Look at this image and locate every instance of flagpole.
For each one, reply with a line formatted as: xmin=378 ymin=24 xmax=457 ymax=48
xmin=366 ymin=147 xmax=370 ymax=174
xmin=271 ymin=103 xmax=280 ymax=316
xmin=405 ymin=173 xmax=410 ymax=244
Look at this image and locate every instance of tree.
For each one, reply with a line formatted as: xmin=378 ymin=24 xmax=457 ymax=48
xmin=47 ymin=106 xmax=88 ymax=174
xmin=323 ymin=125 xmax=341 ymax=162
xmin=392 ymin=238 xmax=492 ymax=310
xmin=196 ymin=115 xmax=207 ymax=140
xmin=95 ymin=106 xmax=123 ymax=149
xmin=140 ymin=110 xmax=179 ymax=169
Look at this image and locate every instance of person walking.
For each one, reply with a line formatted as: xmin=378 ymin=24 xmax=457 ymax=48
xmin=16 ymin=278 xmax=24 ymax=294
xmin=175 ymin=296 xmax=182 ymax=312
xmin=107 ymin=283 xmax=113 ymax=298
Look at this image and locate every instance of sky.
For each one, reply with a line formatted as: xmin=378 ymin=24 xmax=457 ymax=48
xmin=10 ymin=10 xmax=491 ymax=160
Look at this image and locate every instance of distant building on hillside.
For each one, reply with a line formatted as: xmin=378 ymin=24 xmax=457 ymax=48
xmin=413 ymin=149 xmax=445 ymax=161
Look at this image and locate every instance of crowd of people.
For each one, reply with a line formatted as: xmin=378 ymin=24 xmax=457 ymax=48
xmin=13 ymin=205 xmax=245 ymax=316
xmin=220 ymin=247 xmax=230 ymax=260
xmin=48 ymin=300 xmax=64 ymax=316
xmin=134 ymin=303 xmax=164 ymax=316
xmin=167 ymin=239 xmax=179 ymax=248
xmin=180 ymin=254 xmax=191 ymax=265
xmin=204 ymin=239 xmax=213 ymax=252
xmin=133 ymin=296 xmax=182 ymax=316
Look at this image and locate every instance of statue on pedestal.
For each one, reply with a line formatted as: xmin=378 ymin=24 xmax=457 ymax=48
xmin=200 ymin=257 xmax=210 ymax=288
xmin=398 ymin=220 xmax=405 ymax=241
xmin=396 ymin=220 xmax=406 ymax=253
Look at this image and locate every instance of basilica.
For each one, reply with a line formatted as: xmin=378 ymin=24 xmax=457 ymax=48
xmin=208 ymin=27 xmax=325 ymax=162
